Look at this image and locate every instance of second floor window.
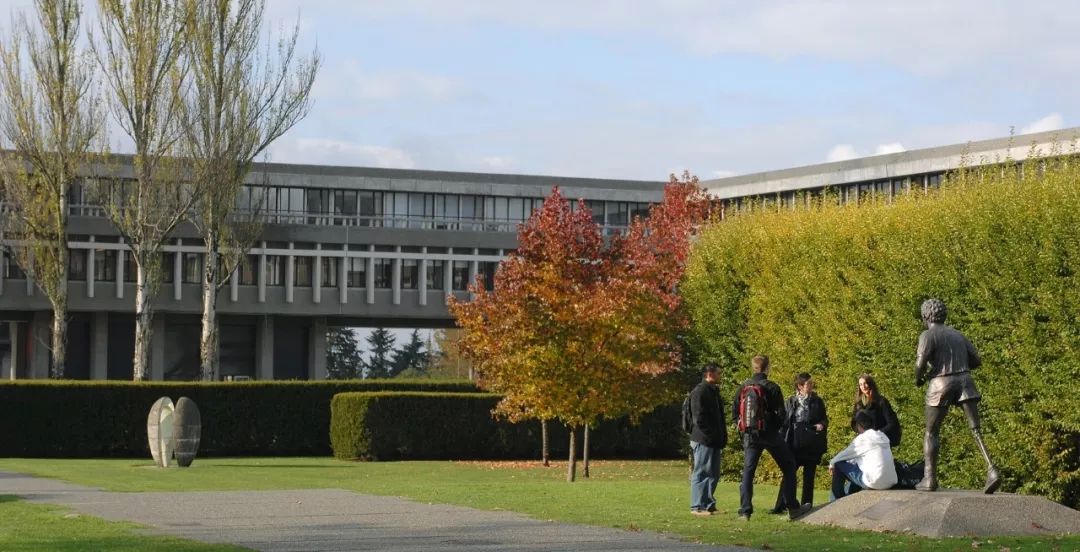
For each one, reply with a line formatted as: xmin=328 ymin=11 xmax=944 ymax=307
xmin=401 ymin=260 xmax=419 ymax=289
xmin=182 ymin=252 xmax=202 ymax=284
xmin=374 ymin=259 xmax=392 ymax=289
xmin=68 ymin=250 xmax=87 ymax=281
xmin=346 ymin=258 xmax=366 ymax=288
xmin=95 ymin=249 xmax=117 ymax=282
xmin=294 ymin=256 xmax=313 ymax=287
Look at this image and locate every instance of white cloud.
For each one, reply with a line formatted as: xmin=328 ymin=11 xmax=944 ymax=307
xmin=1020 ymin=113 xmax=1064 ymax=135
xmin=711 ymin=169 xmax=738 ymax=178
xmin=479 ymin=156 xmax=513 ymax=170
xmin=826 ymin=144 xmax=858 ymax=162
xmin=272 ymin=138 xmax=416 ymax=168
xmin=874 ymin=143 xmax=906 ymax=155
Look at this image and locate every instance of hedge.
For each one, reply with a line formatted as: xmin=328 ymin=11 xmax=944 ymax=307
xmin=330 ymin=391 xmax=684 ymax=461
xmin=683 ymin=152 xmax=1080 ymax=506
xmin=0 ymin=380 xmax=478 ymax=457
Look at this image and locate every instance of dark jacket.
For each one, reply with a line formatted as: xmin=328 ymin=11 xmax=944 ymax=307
xmin=782 ymin=393 xmax=829 ymax=461
xmin=689 ymin=381 xmax=727 ymax=448
xmin=851 ymin=395 xmax=901 ymax=447
xmin=732 ymin=373 xmax=786 ymax=439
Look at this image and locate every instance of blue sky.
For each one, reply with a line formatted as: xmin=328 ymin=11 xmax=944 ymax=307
xmin=6 ymin=1 xmax=1078 ymax=180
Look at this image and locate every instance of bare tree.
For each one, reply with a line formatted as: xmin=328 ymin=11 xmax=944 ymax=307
xmin=0 ymin=0 xmax=102 ymax=378
xmin=93 ymin=0 xmax=193 ymax=380
xmin=181 ymin=0 xmax=319 ymax=381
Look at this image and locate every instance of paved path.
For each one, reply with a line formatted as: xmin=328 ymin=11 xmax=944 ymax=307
xmin=2 ymin=471 xmax=749 ymax=552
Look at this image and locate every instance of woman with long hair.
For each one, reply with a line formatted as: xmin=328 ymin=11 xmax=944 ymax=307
xmin=851 ymin=374 xmax=901 ymax=448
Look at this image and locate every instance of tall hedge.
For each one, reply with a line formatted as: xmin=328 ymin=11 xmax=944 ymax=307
xmin=683 ymin=154 xmax=1080 ymax=506
xmin=0 ymin=380 xmax=478 ymax=457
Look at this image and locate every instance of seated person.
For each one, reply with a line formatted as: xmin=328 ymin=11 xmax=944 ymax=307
xmin=829 ymin=410 xmax=898 ymax=500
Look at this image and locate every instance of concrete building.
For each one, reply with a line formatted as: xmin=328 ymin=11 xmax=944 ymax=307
xmin=0 ymin=161 xmax=664 ymax=380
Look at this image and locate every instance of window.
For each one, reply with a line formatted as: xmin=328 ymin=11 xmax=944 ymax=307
xmin=2 ymin=250 xmax=25 ymax=279
xmin=357 ymin=191 xmax=379 ymax=227
xmin=347 ymin=258 xmax=366 ymax=288
xmin=264 ymin=255 xmax=285 ymax=286
xmin=451 ymin=261 xmax=470 ymax=291
xmin=68 ymin=249 xmax=87 ymax=281
xmin=239 ymin=255 xmax=258 ymax=285
xmin=477 ymin=261 xmax=497 ymax=291
xmin=586 ymin=200 xmax=605 ymax=225
xmin=294 ymin=256 xmax=312 ymax=287
xmin=426 ymin=260 xmax=445 ymax=290
xmin=334 ymin=190 xmax=357 ymax=224
xmin=401 ymin=259 xmax=419 ymax=289
xmin=321 ymin=257 xmax=338 ymax=287
xmin=607 ymin=202 xmax=629 ymax=227
xmin=181 ymin=252 xmax=202 ymax=284
xmin=508 ymin=197 xmax=525 ymax=222
xmin=373 ymin=259 xmax=392 ymax=288
xmin=630 ymin=203 xmax=651 ymax=221
xmin=927 ymin=174 xmax=942 ymax=189
xmin=95 ymin=249 xmax=117 ymax=282
xmin=122 ymin=251 xmax=136 ymax=282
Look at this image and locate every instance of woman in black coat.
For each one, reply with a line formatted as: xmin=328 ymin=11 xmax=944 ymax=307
xmin=851 ymin=374 xmax=901 ymax=448
xmin=771 ymin=372 xmax=828 ymax=511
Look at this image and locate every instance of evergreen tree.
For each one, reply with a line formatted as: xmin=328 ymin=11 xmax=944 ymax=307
xmin=326 ymin=327 xmax=363 ymax=379
xmin=364 ymin=327 xmax=396 ymax=379
xmin=390 ymin=329 xmax=429 ymax=378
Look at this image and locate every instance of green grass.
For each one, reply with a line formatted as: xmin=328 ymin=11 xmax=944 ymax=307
xmin=0 ymin=458 xmax=1075 ymax=551
xmin=0 ymin=495 xmax=246 ymax=551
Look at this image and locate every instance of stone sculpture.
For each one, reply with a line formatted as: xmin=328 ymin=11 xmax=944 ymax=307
xmin=146 ymin=397 xmax=176 ymax=468
xmin=173 ymin=397 xmax=202 ymax=468
xmin=914 ymin=299 xmax=1001 ymax=493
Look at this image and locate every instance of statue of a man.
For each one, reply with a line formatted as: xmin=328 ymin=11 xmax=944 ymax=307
xmin=914 ymin=299 xmax=1001 ymax=494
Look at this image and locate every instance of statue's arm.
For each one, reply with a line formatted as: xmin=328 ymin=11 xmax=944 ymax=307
xmin=915 ymin=331 xmax=930 ymax=386
xmin=967 ymin=337 xmax=982 ymax=370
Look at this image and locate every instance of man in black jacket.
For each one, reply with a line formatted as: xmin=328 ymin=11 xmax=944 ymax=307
xmin=732 ymin=355 xmax=808 ymax=521
xmin=689 ymin=363 xmax=727 ymax=516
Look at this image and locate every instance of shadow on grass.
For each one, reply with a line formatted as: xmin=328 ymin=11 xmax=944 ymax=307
xmin=0 ymin=495 xmax=20 ymax=504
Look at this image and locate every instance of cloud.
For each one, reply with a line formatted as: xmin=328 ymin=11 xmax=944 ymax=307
xmin=271 ymin=138 xmax=416 ymax=168
xmin=351 ymin=72 xmax=469 ymax=102
xmin=826 ymin=144 xmax=858 ymax=162
xmin=711 ymin=169 xmax=738 ymax=178
xmin=874 ymin=143 xmax=906 ymax=155
xmin=1020 ymin=113 xmax=1064 ymax=135
xmin=479 ymin=156 xmax=513 ymax=170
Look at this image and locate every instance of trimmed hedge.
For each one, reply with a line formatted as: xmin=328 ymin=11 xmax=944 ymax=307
xmin=0 ymin=380 xmax=478 ymax=457
xmin=331 ymin=392 xmax=684 ymax=461
xmin=683 ymin=154 xmax=1080 ymax=506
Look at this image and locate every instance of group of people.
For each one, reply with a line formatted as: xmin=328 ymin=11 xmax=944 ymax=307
xmin=686 ymin=299 xmax=1001 ymax=521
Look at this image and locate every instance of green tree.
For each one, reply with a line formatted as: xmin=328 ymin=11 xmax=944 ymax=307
xmin=390 ymin=329 xmax=429 ymax=378
xmin=364 ymin=327 xmax=395 ymax=379
xmin=326 ymin=327 xmax=362 ymax=379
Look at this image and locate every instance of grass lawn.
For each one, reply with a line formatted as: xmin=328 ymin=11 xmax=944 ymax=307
xmin=0 ymin=457 xmax=1075 ymax=552
xmin=0 ymin=495 xmax=246 ymax=551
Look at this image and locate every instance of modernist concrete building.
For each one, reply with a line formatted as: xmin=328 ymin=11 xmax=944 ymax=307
xmin=0 ymin=162 xmax=664 ymax=381
xmin=2 ymin=127 xmax=1075 ymax=381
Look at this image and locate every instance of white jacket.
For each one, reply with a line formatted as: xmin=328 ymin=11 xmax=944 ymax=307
xmin=829 ymin=429 xmax=898 ymax=490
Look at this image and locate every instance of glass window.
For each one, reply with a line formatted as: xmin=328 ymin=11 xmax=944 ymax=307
xmin=441 ymin=195 xmax=459 ymax=220
xmin=347 ymin=258 xmax=366 ymax=288
xmin=122 ymin=250 xmax=136 ymax=282
xmin=401 ymin=259 xmax=419 ymax=289
xmin=928 ymin=174 xmax=942 ymax=189
xmin=239 ymin=255 xmax=258 ymax=286
xmin=607 ymin=202 xmax=629 ymax=227
xmin=95 ymin=249 xmax=117 ymax=282
xmin=181 ymin=252 xmax=201 ymax=284
xmin=507 ymin=197 xmax=524 ymax=222
xmin=427 ymin=260 xmax=445 ymax=290
xmin=334 ymin=190 xmax=357 ymax=222
xmin=357 ymin=191 xmax=378 ymax=226
xmin=321 ymin=257 xmax=338 ymax=287
xmin=586 ymin=200 xmax=605 ymax=225
xmin=478 ymin=261 xmax=497 ymax=291
xmin=452 ymin=260 xmax=470 ymax=291
xmin=373 ymin=259 xmax=392 ymax=289
xmin=68 ymin=249 xmax=87 ymax=281
xmin=3 ymin=249 xmax=25 ymax=279
xmin=264 ymin=255 xmax=285 ymax=286
xmin=393 ymin=192 xmax=408 ymax=228
xmin=294 ymin=256 xmax=312 ymax=287
xmin=460 ymin=195 xmax=478 ymax=219
xmin=631 ymin=203 xmax=650 ymax=221
xmin=493 ymin=197 xmax=508 ymax=221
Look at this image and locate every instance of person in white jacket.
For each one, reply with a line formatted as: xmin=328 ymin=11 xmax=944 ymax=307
xmin=829 ymin=410 xmax=898 ymax=500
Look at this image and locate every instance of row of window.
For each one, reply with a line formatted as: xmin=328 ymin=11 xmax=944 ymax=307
xmin=51 ymin=250 xmax=498 ymax=291
xmin=720 ymin=172 xmax=946 ymax=213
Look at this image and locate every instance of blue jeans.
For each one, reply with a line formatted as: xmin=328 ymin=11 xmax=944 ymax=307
xmin=830 ymin=460 xmax=864 ymax=501
xmin=690 ymin=441 xmax=722 ymax=512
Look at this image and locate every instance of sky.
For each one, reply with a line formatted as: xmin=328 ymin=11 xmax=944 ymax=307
xmin=5 ymin=0 xmax=1079 ymax=182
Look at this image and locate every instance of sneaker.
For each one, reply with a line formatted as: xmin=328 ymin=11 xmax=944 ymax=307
xmin=690 ymin=509 xmax=711 ymax=517
xmin=788 ymin=504 xmax=812 ymax=521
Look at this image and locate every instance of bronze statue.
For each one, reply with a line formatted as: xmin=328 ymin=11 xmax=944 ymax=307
xmin=914 ymin=299 xmax=1000 ymax=494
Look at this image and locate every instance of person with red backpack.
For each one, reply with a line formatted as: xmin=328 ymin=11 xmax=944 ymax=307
xmin=731 ymin=355 xmax=810 ymax=521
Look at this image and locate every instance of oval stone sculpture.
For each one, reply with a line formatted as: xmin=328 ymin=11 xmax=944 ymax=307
xmin=147 ymin=397 xmax=175 ymax=468
xmin=173 ymin=397 xmax=202 ymax=468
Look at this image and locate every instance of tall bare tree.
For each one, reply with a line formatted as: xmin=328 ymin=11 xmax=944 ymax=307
xmin=0 ymin=0 xmax=102 ymax=378
xmin=181 ymin=0 xmax=319 ymax=381
xmin=93 ymin=0 xmax=193 ymax=380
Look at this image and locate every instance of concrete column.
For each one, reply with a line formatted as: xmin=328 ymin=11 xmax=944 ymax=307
xmin=313 ymin=244 xmax=322 ymax=304
xmin=29 ymin=311 xmax=50 ymax=378
xmin=173 ymin=241 xmax=182 ymax=301
xmin=7 ymin=321 xmax=21 ymax=380
xmin=115 ymin=245 xmax=124 ymax=299
xmin=308 ymin=317 xmax=327 ymax=380
xmin=338 ymin=248 xmax=347 ymax=305
xmin=285 ymin=243 xmax=295 ymax=303
xmin=444 ymin=259 xmax=453 ymax=298
xmin=258 ymin=241 xmax=267 ymax=303
xmin=91 ymin=312 xmax=108 ymax=380
xmin=230 ymin=266 xmax=239 ymax=302
xmin=256 ymin=315 xmax=274 ymax=380
xmin=0 ymin=247 xmax=5 ymax=296
xmin=365 ymin=248 xmax=375 ymax=304
xmin=392 ymin=248 xmax=401 ymax=305
xmin=87 ymin=237 xmax=96 ymax=298
xmin=150 ymin=315 xmax=165 ymax=381
xmin=419 ymin=252 xmax=428 ymax=307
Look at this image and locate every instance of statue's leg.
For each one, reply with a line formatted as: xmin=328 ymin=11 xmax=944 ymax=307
xmin=916 ymin=406 xmax=947 ymax=492
xmin=961 ymin=400 xmax=1001 ymax=494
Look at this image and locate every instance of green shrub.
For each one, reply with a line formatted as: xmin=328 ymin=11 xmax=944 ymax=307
xmin=0 ymin=380 xmax=478 ymax=457
xmin=683 ymin=151 xmax=1080 ymax=506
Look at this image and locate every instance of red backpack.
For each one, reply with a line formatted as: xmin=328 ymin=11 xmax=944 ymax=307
xmin=737 ymin=383 xmax=766 ymax=435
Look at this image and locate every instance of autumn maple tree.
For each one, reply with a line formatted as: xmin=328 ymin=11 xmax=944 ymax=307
xmin=449 ymin=173 xmax=710 ymax=481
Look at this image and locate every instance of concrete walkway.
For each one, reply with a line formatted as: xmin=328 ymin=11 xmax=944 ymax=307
xmin=2 ymin=472 xmax=749 ymax=552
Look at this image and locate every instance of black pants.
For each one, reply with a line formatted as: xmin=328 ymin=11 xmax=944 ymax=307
xmin=773 ymin=459 xmax=818 ymax=509
xmin=739 ymin=432 xmax=797 ymax=516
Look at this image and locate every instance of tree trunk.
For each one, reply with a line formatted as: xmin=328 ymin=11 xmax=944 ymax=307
xmin=133 ymin=265 xmax=153 ymax=381
xmin=541 ymin=419 xmax=550 ymax=467
xmin=566 ymin=426 xmax=577 ymax=482
xmin=49 ymin=302 xmax=67 ymax=379
xmin=583 ymin=424 xmax=590 ymax=479
xmin=199 ymin=240 xmax=219 ymax=381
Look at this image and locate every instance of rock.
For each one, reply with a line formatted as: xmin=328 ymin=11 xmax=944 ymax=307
xmin=146 ymin=397 xmax=175 ymax=468
xmin=173 ymin=397 xmax=202 ymax=468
